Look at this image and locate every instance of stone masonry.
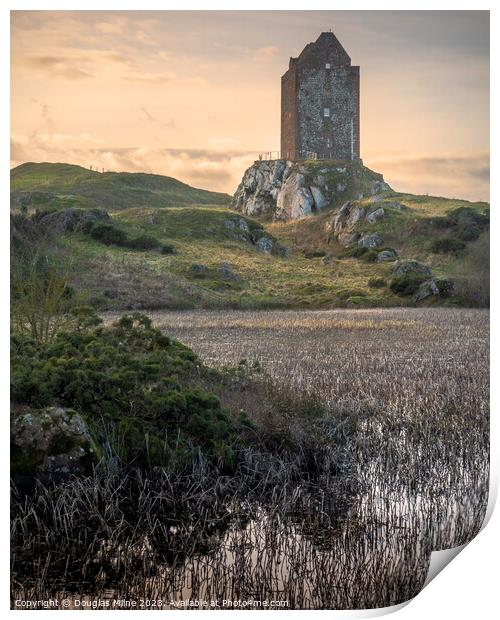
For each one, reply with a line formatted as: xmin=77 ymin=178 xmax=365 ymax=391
xmin=281 ymin=31 xmax=360 ymax=161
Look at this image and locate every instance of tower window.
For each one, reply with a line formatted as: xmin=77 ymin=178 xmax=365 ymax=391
xmin=323 ymin=107 xmax=330 ymax=117
xmin=325 ymin=63 xmax=331 ymax=69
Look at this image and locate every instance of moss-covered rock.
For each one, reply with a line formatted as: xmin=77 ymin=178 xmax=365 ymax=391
xmin=11 ymin=407 xmax=100 ymax=484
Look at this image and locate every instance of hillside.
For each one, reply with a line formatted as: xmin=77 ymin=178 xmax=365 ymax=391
xmin=10 ymin=161 xmax=489 ymax=310
xmin=10 ymin=162 xmax=231 ymax=210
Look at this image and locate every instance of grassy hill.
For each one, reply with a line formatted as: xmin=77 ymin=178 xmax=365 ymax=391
xmin=10 ymin=162 xmax=489 ymax=310
xmin=11 ymin=162 xmax=230 ymax=210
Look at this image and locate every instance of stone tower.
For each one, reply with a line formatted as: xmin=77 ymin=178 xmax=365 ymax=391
xmin=281 ymin=31 xmax=360 ymax=161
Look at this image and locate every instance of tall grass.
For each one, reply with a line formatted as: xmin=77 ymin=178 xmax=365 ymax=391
xmin=11 ymin=308 xmax=489 ymax=609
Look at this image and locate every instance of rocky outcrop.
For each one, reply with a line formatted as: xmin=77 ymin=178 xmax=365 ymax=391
xmin=11 ymin=407 xmax=100 ymax=484
xmin=325 ymin=201 xmax=365 ymax=246
xmin=376 ymin=249 xmax=398 ymax=263
xmin=358 ymin=233 xmax=383 ymax=249
xmin=415 ymin=277 xmax=454 ymax=302
xmin=393 ymin=260 xmax=432 ymax=279
xmin=232 ymin=160 xmax=289 ymax=217
xmin=232 ymin=159 xmax=391 ymax=222
xmin=36 ymin=208 xmax=110 ymax=233
xmin=275 ymin=173 xmax=315 ymax=220
xmin=366 ymin=207 xmax=385 ymax=224
xmin=324 ymin=200 xmax=390 ymax=248
xmin=222 ymin=215 xmax=288 ymax=256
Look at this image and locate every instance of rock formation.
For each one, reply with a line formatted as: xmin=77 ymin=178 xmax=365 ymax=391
xmin=11 ymin=407 xmax=100 ymax=485
xmin=324 ymin=200 xmax=393 ymax=249
xmin=232 ymin=159 xmax=391 ymax=222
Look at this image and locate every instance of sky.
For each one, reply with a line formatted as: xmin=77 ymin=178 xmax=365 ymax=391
xmin=11 ymin=10 xmax=490 ymax=201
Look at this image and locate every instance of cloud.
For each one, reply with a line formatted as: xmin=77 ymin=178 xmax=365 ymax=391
xmin=251 ymin=45 xmax=280 ymax=62
xmin=24 ymin=55 xmax=92 ymax=79
xmin=365 ymin=153 xmax=490 ymax=202
xmin=20 ymin=49 xmax=135 ymax=81
xmin=123 ymin=71 xmax=176 ymax=84
xmin=10 ymin=134 xmax=257 ymax=193
xmin=12 ymin=134 xmax=489 ymax=199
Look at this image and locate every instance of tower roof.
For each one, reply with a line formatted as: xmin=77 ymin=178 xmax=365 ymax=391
xmin=294 ymin=31 xmax=351 ymax=67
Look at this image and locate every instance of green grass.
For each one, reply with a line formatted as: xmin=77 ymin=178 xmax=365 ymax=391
xmin=11 ymin=163 xmax=489 ymax=310
xmin=269 ymin=192 xmax=489 ymax=282
xmin=59 ymin=204 xmax=403 ymax=310
xmin=11 ymin=162 xmax=230 ymax=210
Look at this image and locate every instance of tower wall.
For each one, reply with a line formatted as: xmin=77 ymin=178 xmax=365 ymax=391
xmin=280 ymin=32 xmax=360 ymax=161
xmin=280 ymin=62 xmax=298 ymax=160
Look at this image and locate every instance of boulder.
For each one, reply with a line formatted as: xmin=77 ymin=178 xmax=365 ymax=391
xmin=218 ymin=262 xmax=241 ymax=281
xmin=371 ymin=180 xmax=391 ymax=195
xmin=326 ymin=201 xmax=364 ymax=236
xmin=325 ymin=201 xmax=369 ymax=247
xmin=414 ymin=279 xmax=440 ymax=301
xmin=238 ymin=218 xmax=250 ymax=233
xmin=190 ymin=263 xmax=208 ymax=277
xmin=310 ymin=185 xmax=329 ymax=210
xmin=338 ymin=232 xmax=361 ymax=247
xmin=255 ymin=236 xmax=275 ymax=254
xmin=223 ymin=218 xmax=250 ymax=242
xmin=366 ymin=208 xmax=385 ymax=224
xmin=11 ymin=407 xmax=100 ymax=484
xmin=275 ymin=173 xmax=315 ymax=220
xmin=393 ymin=259 xmax=432 ymax=278
xmin=358 ymin=233 xmax=383 ymax=249
xmin=37 ymin=208 xmax=110 ymax=233
xmin=376 ymin=249 xmax=398 ymax=263
xmin=414 ymin=277 xmax=454 ymax=302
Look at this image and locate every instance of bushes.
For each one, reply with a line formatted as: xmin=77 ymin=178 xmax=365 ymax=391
xmin=90 ymin=223 xmax=128 ymax=246
xmin=455 ymin=221 xmax=482 ymax=242
xmin=10 ymin=312 xmax=245 ymax=469
xmin=434 ymin=277 xmax=454 ymax=298
xmin=303 ymin=249 xmax=326 ymax=258
xmin=343 ymin=245 xmax=396 ymax=263
xmin=89 ymin=223 xmax=163 ymax=252
xmin=361 ymin=249 xmax=379 ymax=263
xmin=11 ymin=214 xmax=84 ymax=343
xmin=451 ymin=231 xmax=489 ymax=307
xmin=448 ymin=206 xmax=489 ymax=228
xmin=161 ymin=243 xmax=176 ymax=255
xmin=430 ymin=237 xmax=466 ymax=254
xmin=389 ymin=273 xmax=428 ymax=296
xmin=125 ymin=234 xmax=160 ymax=250
xmin=343 ymin=245 xmax=380 ymax=262
xmin=429 ymin=207 xmax=489 ymax=250
xmin=343 ymin=245 xmax=367 ymax=259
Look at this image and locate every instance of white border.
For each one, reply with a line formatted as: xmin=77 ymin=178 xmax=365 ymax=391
xmin=2 ymin=2 xmax=496 ymax=617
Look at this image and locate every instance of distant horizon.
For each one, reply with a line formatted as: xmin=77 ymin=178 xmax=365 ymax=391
xmin=11 ymin=158 xmax=491 ymax=204
xmin=11 ymin=11 xmax=489 ymax=201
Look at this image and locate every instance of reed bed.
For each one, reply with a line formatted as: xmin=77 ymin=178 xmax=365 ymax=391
xmin=12 ymin=308 xmax=489 ymax=609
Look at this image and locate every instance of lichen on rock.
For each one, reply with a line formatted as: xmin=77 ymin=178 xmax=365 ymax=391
xmin=11 ymin=407 xmax=100 ymax=484
xmin=232 ymin=159 xmax=391 ymax=222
